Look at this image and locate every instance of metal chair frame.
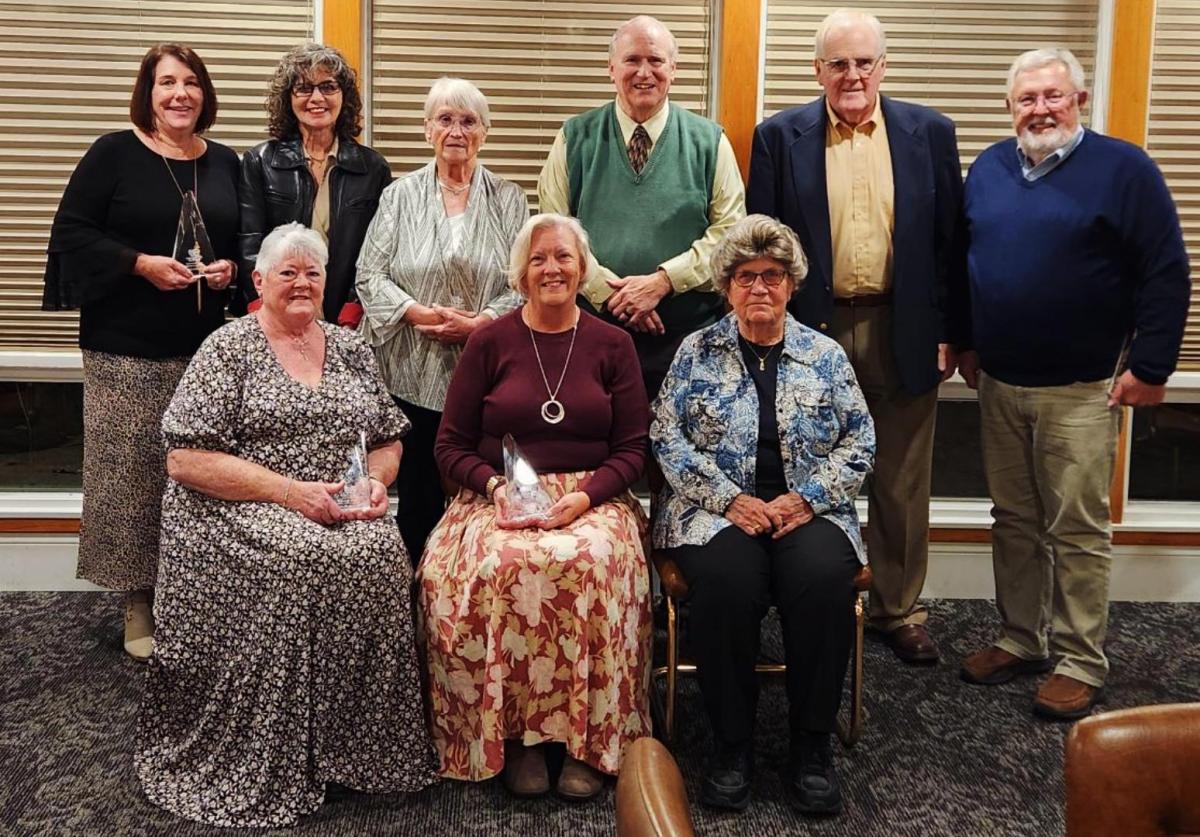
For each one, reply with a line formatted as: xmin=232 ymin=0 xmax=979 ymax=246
xmin=649 ymin=552 xmax=870 ymax=748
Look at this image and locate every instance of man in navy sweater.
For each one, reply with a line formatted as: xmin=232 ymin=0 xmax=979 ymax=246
xmin=958 ymin=48 xmax=1190 ymax=720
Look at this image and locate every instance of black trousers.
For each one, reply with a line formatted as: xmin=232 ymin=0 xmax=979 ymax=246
xmin=669 ymin=518 xmax=860 ymax=748
xmin=393 ymin=396 xmax=446 ymax=567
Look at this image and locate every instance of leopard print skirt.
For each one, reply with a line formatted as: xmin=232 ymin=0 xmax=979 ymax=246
xmin=78 ymin=351 xmax=189 ymax=591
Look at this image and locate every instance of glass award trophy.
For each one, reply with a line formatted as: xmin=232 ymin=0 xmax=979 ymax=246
xmin=501 ymin=433 xmax=553 ymax=526
xmin=334 ymin=431 xmax=373 ymax=512
xmin=172 ymin=190 xmax=216 ymax=312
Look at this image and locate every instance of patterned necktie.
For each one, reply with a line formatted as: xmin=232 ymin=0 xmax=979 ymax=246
xmin=628 ymin=124 xmax=651 ymax=174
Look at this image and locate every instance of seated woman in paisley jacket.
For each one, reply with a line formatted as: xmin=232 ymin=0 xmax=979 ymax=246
xmin=651 ymin=214 xmax=875 ymax=817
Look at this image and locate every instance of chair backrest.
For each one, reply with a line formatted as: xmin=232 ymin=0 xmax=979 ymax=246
xmin=615 ymin=737 xmax=695 ymax=837
xmin=1065 ymin=703 xmax=1200 ymax=837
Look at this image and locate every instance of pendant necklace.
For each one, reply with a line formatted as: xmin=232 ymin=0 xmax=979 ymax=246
xmin=528 ymin=311 xmax=579 ymax=425
xmin=743 ymin=336 xmax=781 ymax=372
xmin=155 ymin=133 xmax=199 ymax=198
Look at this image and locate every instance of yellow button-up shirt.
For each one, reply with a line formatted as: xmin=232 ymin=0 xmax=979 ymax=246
xmin=825 ymin=98 xmax=894 ymax=297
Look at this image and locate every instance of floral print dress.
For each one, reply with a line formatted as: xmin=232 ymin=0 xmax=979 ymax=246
xmin=417 ymin=473 xmax=651 ymax=781
xmin=135 ymin=317 xmax=437 ymax=828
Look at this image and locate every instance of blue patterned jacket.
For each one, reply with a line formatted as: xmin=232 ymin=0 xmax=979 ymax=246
xmin=650 ymin=313 xmax=875 ymax=561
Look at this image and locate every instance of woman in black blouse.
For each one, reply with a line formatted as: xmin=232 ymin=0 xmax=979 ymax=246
xmin=42 ymin=43 xmax=239 ymax=662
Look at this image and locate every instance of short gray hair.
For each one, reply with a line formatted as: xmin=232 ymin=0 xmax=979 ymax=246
xmin=424 ymin=76 xmax=491 ymax=129
xmin=711 ymin=215 xmax=808 ymax=294
xmin=1007 ymin=48 xmax=1086 ymax=97
xmin=609 ymin=15 xmax=679 ymax=63
xmin=814 ymin=8 xmax=886 ymax=59
xmin=255 ymin=222 xmax=328 ymax=278
xmin=507 ymin=214 xmax=593 ymax=294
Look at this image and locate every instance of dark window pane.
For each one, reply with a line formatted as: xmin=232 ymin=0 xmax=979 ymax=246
xmin=929 ymin=400 xmax=988 ymax=498
xmin=0 ymin=382 xmax=83 ymax=490
xmin=1129 ymin=404 xmax=1200 ymax=501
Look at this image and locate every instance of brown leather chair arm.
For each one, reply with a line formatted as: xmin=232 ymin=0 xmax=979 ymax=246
xmin=1066 ymin=703 xmax=1200 ymax=837
xmin=616 ymin=737 xmax=695 ymax=837
xmin=854 ymin=565 xmax=872 ymax=592
xmin=652 ymin=552 xmax=690 ymax=599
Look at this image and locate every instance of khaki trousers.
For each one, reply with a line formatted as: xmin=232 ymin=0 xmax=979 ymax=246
xmin=831 ymin=306 xmax=938 ymax=631
xmin=978 ymin=373 xmax=1119 ymax=687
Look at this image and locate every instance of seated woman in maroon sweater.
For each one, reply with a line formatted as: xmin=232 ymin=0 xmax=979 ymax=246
xmin=418 ymin=213 xmax=650 ymax=801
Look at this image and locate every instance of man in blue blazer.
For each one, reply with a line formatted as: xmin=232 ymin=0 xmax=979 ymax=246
xmin=747 ymin=9 xmax=968 ymax=669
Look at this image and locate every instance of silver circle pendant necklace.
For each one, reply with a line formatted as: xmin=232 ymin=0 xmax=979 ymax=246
xmin=527 ymin=310 xmax=579 ymax=425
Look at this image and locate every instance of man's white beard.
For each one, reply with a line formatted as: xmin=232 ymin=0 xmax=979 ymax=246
xmin=1018 ymin=118 xmax=1073 ymax=162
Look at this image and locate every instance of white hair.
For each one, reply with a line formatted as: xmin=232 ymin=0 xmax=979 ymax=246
xmin=1007 ymin=48 xmax=1087 ymax=97
xmin=255 ymin=222 xmax=328 ymax=277
xmin=814 ymin=8 xmax=886 ymax=59
xmin=609 ymin=15 xmax=679 ymax=63
xmin=424 ymin=76 xmax=491 ymax=129
xmin=507 ymin=214 xmax=593 ymax=294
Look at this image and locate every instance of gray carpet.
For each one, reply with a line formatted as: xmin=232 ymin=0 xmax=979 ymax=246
xmin=2 ymin=593 xmax=1198 ymax=836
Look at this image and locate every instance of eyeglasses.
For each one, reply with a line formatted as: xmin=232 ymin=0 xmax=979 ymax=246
xmin=731 ymin=268 xmax=789 ymax=288
xmin=820 ymin=56 xmax=883 ymax=77
xmin=292 ymin=80 xmax=341 ymax=98
xmin=1013 ymin=90 xmax=1079 ymax=112
xmin=431 ymin=113 xmax=482 ymax=133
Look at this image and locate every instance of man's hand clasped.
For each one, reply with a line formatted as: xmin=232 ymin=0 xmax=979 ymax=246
xmin=725 ymin=492 xmax=815 ymax=539
xmin=606 ymin=270 xmax=671 ymax=335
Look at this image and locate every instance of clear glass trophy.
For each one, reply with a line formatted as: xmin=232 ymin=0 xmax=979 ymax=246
xmin=172 ymin=190 xmax=216 ymax=312
xmin=334 ymin=431 xmax=373 ymax=512
xmin=501 ymin=433 xmax=553 ymax=526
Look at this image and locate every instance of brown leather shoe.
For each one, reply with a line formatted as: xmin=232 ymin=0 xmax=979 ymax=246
xmin=556 ymin=755 xmax=605 ymax=801
xmin=503 ymin=741 xmax=549 ymax=797
xmin=882 ymin=624 xmax=939 ymax=665
xmin=960 ymin=646 xmax=1052 ymax=685
xmin=1033 ymin=674 xmax=1102 ymax=721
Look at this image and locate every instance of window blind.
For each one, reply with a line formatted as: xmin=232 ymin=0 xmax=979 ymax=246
xmin=762 ymin=0 xmax=1099 ymax=168
xmin=1147 ymin=0 xmax=1200 ymax=371
xmin=370 ymin=1 xmax=714 ymax=199
xmin=0 ymin=0 xmax=314 ymax=349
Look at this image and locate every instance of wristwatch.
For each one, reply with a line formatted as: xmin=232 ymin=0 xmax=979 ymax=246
xmin=485 ymin=474 xmax=507 ymax=500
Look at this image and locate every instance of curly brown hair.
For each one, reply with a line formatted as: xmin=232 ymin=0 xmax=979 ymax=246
xmin=265 ymin=43 xmax=363 ymax=141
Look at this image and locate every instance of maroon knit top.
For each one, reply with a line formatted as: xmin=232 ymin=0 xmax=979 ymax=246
xmin=435 ymin=308 xmax=649 ymax=505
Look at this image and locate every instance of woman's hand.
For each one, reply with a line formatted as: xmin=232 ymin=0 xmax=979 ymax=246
xmin=765 ymin=492 xmax=815 ymax=539
xmin=493 ymin=483 xmax=524 ymax=529
xmin=283 ymin=479 xmax=346 ymax=525
xmin=340 ymin=477 xmax=390 ymax=521
xmin=414 ymin=306 xmax=486 ymax=345
xmin=537 ymin=491 xmax=590 ymax=530
xmin=402 ymin=303 xmax=444 ymax=327
xmin=724 ymin=493 xmax=775 ymax=537
xmin=135 ymin=253 xmax=195 ymax=292
xmin=202 ymin=259 xmax=236 ymax=291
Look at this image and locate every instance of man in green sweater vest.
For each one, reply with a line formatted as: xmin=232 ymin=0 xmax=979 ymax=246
xmin=538 ymin=15 xmax=745 ymax=398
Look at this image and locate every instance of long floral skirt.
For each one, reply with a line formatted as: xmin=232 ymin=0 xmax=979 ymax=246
xmin=416 ymin=471 xmax=651 ymax=781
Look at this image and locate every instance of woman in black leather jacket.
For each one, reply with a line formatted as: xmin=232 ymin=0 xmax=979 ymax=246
xmin=237 ymin=44 xmax=390 ymax=325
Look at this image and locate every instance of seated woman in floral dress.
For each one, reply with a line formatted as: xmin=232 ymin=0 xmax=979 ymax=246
xmin=419 ymin=213 xmax=651 ymax=801
xmin=136 ymin=223 xmax=436 ymax=828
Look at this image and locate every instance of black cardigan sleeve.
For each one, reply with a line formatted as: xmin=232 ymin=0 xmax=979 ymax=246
xmin=43 ymin=133 xmax=140 ymax=310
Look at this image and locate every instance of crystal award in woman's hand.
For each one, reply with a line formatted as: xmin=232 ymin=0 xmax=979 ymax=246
xmin=334 ymin=431 xmax=372 ymax=512
xmin=172 ymin=190 xmax=216 ymax=312
xmin=502 ymin=433 xmax=553 ymax=526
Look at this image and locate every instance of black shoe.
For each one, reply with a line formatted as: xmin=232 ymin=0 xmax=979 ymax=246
xmin=789 ymin=732 xmax=843 ymax=815
xmin=700 ymin=744 xmax=753 ymax=811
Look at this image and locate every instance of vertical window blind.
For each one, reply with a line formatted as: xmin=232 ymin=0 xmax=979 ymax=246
xmin=762 ymin=0 xmax=1099 ymax=168
xmin=0 ymin=0 xmax=314 ymax=349
xmin=369 ymin=1 xmax=714 ymax=199
xmin=1147 ymin=0 xmax=1200 ymax=370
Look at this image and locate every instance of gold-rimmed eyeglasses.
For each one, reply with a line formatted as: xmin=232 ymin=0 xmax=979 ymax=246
xmin=819 ymin=55 xmax=884 ymax=77
xmin=1013 ymin=90 xmax=1080 ymax=112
